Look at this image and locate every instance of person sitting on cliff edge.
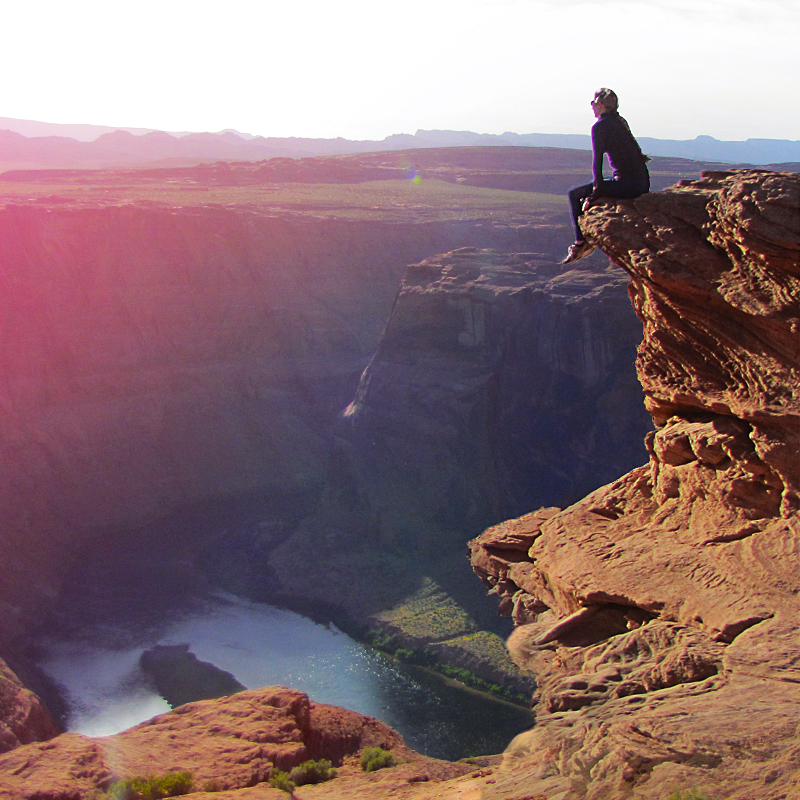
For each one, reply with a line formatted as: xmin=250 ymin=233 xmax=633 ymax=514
xmin=562 ymin=88 xmax=650 ymax=264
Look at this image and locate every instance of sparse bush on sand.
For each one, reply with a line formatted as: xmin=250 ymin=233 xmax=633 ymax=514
xmin=289 ymin=758 xmax=337 ymax=785
xmin=360 ymin=746 xmax=398 ymax=772
xmin=107 ymin=771 xmax=193 ymax=800
xmin=268 ymin=770 xmax=295 ymax=793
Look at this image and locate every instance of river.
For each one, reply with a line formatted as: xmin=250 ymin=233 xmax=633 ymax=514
xmin=36 ymin=592 xmax=533 ymax=761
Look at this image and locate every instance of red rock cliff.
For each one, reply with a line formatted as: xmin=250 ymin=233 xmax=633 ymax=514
xmin=469 ymin=171 xmax=800 ymax=800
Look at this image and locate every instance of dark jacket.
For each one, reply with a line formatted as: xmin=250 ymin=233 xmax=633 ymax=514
xmin=591 ymin=111 xmax=650 ymax=185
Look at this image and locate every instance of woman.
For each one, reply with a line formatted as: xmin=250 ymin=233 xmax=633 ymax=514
xmin=562 ymin=88 xmax=650 ymax=264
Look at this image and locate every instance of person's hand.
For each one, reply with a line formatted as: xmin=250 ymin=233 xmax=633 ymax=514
xmin=582 ymin=196 xmax=595 ymax=212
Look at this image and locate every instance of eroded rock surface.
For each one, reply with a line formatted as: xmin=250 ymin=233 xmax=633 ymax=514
xmin=469 ymin=171 xmax=800 ymax=799
xmin=0 ymin=686 xmax=464 ymax=799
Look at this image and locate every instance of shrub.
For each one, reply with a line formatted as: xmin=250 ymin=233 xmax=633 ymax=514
xmin=108 ymin=772 xmax=193 ymax=800
xmin=360 ymin=747 xmax=398 ymax=772
xmin=368 ymin=630 xmax=400 ymax=653
xmin=268 ymin=770 xmax=295 ymax=793
xmin=288 ymin=759 xmax=337 ymax=786
xmin=667 ymin=791 xmax=712 ymax=800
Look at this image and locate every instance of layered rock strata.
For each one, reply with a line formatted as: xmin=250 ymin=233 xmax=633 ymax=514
xmin=264 ymin=246 xmax=650 ymax=691
xmin=469 ymin=171 xmax=800 ymax=799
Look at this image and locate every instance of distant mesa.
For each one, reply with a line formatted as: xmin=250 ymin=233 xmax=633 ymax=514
xmin=0 ymin=114 xmax=798 ymax=169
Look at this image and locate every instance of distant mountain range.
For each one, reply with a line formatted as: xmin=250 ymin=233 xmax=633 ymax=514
xmin=1 ymin=115 xmax=798 ymax=169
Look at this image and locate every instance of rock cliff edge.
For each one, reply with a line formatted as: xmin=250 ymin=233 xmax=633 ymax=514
xmin=469 ymin=170 xmax=800 ymax=800
xmin=0 ymin=686 xmax=472 ymax=799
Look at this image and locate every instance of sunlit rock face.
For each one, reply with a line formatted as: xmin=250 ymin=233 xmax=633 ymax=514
xmin=469 ymin=172 xmax=800 ymax=800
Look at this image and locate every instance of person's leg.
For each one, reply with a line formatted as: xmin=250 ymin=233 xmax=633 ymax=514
xmin=595 ymin=177 xmax=650 ymax=200
xmin=563 ymin=183 xmax=596 ymax=265
xmin=563 ymin=178 xmax=648 ymax=265
xmin=567 ymin=182 xmax=594 ymax=241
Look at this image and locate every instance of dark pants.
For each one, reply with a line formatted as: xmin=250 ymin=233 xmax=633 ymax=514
xmin=568 ymin=177 xmax=649 ymax=241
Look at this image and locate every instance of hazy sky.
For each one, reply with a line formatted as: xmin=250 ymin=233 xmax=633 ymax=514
xmin=5 ymin=0 xmax=798 ymax=141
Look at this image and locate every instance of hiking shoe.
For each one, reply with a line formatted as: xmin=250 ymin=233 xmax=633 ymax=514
xmin=561 ymin=241 xmax=595 ymax=265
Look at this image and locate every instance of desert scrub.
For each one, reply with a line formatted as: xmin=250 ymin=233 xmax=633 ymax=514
xmin=367 ymin=629 xmax=401 ymax=653
xmin=268 ymin=770 xmax=295 ymax=793
xmin=289 ymin=759 xmax=337 ymax=785
xmin=360 ymin=746 xmax=398 ymax=772
xmin=108 ymin=771 xmax=193 ymax=800
xmin=666 ymin=791 xmax=712 ymax=800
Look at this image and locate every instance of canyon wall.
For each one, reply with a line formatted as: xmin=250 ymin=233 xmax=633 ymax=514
xmin=266 ymin=248 xmax=650 ymax=621
xmin=470 ymin=171 xmax=800 ymax=799
xmin=0 ymin=202 xmax=551 ymax=643
xmin=0 ymin=657 xmax=57 ymax=753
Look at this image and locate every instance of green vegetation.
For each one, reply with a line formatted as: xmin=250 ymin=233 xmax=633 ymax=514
xmin=371 ymin=578 xmax=477 ymax=641
xmin=268 ymin=770 xmax=295 ymax=793
xmin=288 ymin=759 xmax=337 ymax=785
xmin=666 ymin=790 xmax=712 ymax=800
xmin=365 ymin=578 xmax=534 ymax=707
xmin=267 ymin=760 xmax=337 ymax=793
xmin=360 ymin=747 xmax=398 ymax=772
xmin=366 ymin=628 xmax=530 ymax=706
xmin=107 ymin=772 xmax=193 ymax=800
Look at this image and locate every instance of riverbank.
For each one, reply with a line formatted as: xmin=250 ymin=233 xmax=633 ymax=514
xmin=31 ymin=591 xmax=533 ymax=761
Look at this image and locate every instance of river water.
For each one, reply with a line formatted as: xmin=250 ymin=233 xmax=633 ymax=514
xmin=37 ymin=592 xmax=533 ymax=761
